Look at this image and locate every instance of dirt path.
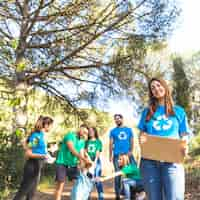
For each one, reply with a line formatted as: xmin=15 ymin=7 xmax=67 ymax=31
xmin=30 ymin=179 xmax=200 ymax=200
xmin=34 ymin=180 xmax=116 ymax=200
xmin=33 ymin=179 xmax=200 ymax=200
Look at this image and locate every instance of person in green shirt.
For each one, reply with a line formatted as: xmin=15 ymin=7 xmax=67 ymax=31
xmin=85 ymin=127 xmax=104 ymax=200
xmin=54 ymin=124 xmax=91 ymax=200
xmin=100 ymin=154 xmax=145 ymax=200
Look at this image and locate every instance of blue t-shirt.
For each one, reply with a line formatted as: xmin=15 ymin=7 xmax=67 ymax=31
xmin=109 ymin=127 xmax=133 ymax=155
xmin=138 ymin=105 xmax=191 ymax=139
xmin=27 ymin=131 xmax=47 ymax=155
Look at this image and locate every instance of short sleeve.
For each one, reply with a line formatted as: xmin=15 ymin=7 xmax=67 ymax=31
xmin=137 ymin=108 xmax=148 ymax=132
xmin=78 ymin=139 xmax=85 ymax=151
xmin=129 ymin=128 xmax=133 ymax=138
xmin=121 ymin=164 xmax=139 ymax=175
xmin=27 ymin=134 xmax=40 ymax=149
xmin=64 ymin=132 xmax=75 ymax=143
xmin=98 ymin=140 xmax=103 ymax=152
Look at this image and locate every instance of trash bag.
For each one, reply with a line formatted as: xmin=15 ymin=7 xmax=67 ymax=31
xmin=71 ymin=172 xmax=94 ymax=200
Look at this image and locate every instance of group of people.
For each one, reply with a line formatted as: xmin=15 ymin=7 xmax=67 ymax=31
xmin=13 ymin=77 xmax=191 ymax=200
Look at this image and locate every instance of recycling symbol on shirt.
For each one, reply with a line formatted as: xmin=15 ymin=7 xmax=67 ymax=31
xmin=88 ymin=144 xmax=96 ymax=153
xmin=118 ymin=131 xmax=128 ymax=140
xmin=153 ymin=115 xmax=173 ymax=131
xmin=28 ymin=137 xmax=39 ymax=148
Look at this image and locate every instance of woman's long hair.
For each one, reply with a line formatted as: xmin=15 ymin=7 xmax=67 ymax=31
xmin=88 ymin=127 xmax=99 ymax=140
xmin=146 ymin=77 xmax=175 ymax=121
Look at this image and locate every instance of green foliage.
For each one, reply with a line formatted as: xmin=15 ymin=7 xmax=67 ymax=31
xmin=8 ymin=98 xmax=21 ymax=107
xmin=0 ymin=88 xmax=113 ymax=198
xmin=189 ymin=133 xmax=200 ymax=157
xmin=172 ymin=56 xmax=191 ymax=118
xmin=39 ymin=164 xmax=56 ymax=190
xmin=10 ymin=39 xmax=19 ymax=50
xmin=0 ymin=132 xmax=24 ymax=194
xmin=16 ymin=59 xmax=27 ymax=72
xmin=0 ymin=0 xmax=179 ymax=113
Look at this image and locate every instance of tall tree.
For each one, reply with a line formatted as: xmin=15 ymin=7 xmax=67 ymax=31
xmin=0 ymin=0 xmax=179 ymax=130
xmin=172 ymin=56 xmax=191 ymax=118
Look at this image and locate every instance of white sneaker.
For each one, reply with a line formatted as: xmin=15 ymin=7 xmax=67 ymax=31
xmin=135 ymin=191 xmax=146 ymax=200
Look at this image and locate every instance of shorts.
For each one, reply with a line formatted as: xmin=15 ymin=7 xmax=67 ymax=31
xmin=55 ymin=164 xmax=79 ymax=182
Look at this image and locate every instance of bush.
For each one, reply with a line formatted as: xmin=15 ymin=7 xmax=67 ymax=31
xmin=0 ymin=132 xmax=25 ymax=199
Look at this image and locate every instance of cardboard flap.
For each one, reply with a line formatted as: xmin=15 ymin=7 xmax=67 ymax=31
xmin=141 ymin=134 xmax=186 ymax=163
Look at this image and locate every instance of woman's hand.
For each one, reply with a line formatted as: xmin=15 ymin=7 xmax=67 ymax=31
xmin=94 ymin=177 xmax=101 ymax=182
xmin=139 ymin=132 xmax=148 ymax=145
xmin=85 ymin=160 xmax=93 ymax=169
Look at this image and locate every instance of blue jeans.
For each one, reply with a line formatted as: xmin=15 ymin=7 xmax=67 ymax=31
xmin=123 ymin=178 xmax=144 ymax=200
xmin=94 ymin=158 xmax=104 ymax=200
xmin=141 ymin=159 xmax=185 ymax=200
xmin=113 ymin=154 xmax=136 ymax=197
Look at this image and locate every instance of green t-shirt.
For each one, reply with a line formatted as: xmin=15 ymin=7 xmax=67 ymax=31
xmin=56 ymin=132 xmax=85 ymax=167
xmin=121 ymin=164 xmax=141 ymax=180
xmin=85 ymin=139 xmax=102 ymax=161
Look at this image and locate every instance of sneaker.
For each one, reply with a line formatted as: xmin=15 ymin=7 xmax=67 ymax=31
xmin=136 ymin=191 xmax=146 ymax=200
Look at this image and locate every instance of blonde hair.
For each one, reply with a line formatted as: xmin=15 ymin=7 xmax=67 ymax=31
xmin=119 ymin=154 xmax=130 ymax=166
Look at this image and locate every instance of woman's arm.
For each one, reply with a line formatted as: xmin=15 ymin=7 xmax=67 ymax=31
xmin=25 ymin=148 xmax=46 ymax=159
xmin=66 ymin=141 xmax=88 ymax=163
xmin=100 ymin=171 xmax=123 ymax=182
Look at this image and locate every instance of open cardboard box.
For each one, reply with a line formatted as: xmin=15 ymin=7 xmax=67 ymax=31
xmin=141 ymin=134 xmax=186 ymax=163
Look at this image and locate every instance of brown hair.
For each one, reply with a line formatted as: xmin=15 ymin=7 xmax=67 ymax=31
xmin=77 ymin=124 xmax=89 ymax=139
xmin=119 ymin=154 xmax=130 ymax=166
xmin=88 ymin=127 xmax=99 ymax=140
xmin=33 ymin=115 xmax=54 ymax=132
xmin=27 ymin=116 xmax=53 ymax=142
xmin=80 ymin=124 xmax=89 ymax=130
xmin=146 ymin=77 xmax=175 ymax=121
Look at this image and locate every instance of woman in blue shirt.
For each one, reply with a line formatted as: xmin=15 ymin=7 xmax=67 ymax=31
xmin=138 ymin=77 xmax=190 ymax=200
xmin=13 ymin=116 xmax=53 ymax=200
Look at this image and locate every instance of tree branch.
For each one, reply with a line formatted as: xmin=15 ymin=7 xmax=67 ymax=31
xmin=25 ymin=0 xmax=44 ymax=36
xmin=38 ymin=82 xmax=77 ymax=109
xmin=0 ymin=28 xmax=13 ymax=40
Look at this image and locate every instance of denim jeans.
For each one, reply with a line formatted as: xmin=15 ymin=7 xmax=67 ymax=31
xmin=94 ymin=158 xmax=104 ymax=200
xmin=140 ymin=159 xmax=185 ymax=200
xmin=122 ymin=178 xmax=144 ymax=200
xmin=113 ymin=154 xmax=136 ymax=197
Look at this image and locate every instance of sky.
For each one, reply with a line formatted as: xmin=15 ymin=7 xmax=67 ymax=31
xmin=169 ymin=0 xmax=200 ymax=53
xmin=108 ymin=0 xmax=200 ymax=120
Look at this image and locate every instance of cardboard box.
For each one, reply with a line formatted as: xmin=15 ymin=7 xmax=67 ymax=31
xmin=141 ymin=134 xmax=186 ymax=163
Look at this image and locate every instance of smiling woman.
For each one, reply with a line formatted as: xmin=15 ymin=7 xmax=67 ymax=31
xmin=138 ymin=77 xmax=191 ymax=200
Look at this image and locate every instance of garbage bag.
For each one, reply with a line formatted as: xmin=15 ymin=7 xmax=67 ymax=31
xmin=71 ymin=172 xmax=94 ymax=200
